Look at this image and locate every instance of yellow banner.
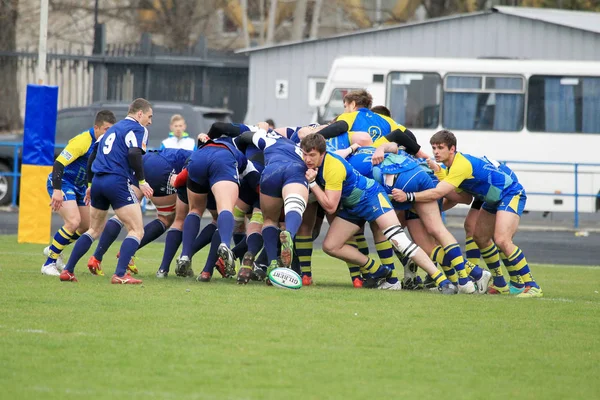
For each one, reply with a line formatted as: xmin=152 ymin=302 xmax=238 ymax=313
xmin=18 ymin=164 xmax=52 ymax=244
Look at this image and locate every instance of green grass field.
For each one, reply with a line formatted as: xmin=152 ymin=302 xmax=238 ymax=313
xmin=0 ymin=235 xmax=599 ymax=400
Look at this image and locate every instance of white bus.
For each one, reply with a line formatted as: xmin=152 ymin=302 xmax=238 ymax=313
xmin=314 ymin=56 xmax=600 ymax=213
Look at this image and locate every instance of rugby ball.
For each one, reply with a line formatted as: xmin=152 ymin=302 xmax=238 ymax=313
xmin=268 ymin=267 xmax=302 ymax=290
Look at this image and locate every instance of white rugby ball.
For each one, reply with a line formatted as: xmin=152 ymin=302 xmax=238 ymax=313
xmin=268 ymin=267 xmax=302 ymax=290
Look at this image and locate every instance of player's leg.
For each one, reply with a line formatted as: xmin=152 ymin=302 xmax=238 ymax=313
xmin=369 ymin=222 xmax=401 ymax=290
xmin=295 ymin=201 xmax=318 ymax=285
xmin=473 ymin=208 xmax=510 ymax=294
xmin=279 ymin=182 xmax=308 ymax=268
xmin=110 ymin=201 xmax=144 ymax=283
xmin=190 ymin=192 xmax=218 ymax=258
xmin=157 ymin=196 xmax=188 ymax=277
xmin=404 ymin=218 xmax=446 ymax=289
xmin=138 ymin=193 xmax=176 ymax=249
xmin=260 ymin=192 xmax=284 ymax=274
xmin=43 ymin=199 xmax=81 ymax=276
xmin=238 ymin=207 xmax=264 ymax=283
xmin=416 ymin=200 xmax=490 ymax=293
xmin=211 ymin=180 xmax=239 ymax=276
xmin=464 ymin=200 xmax=483 ymax=266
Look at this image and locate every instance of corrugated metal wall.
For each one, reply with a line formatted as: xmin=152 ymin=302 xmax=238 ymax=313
xmin=245 ymin=12 xmax=600 ymax=126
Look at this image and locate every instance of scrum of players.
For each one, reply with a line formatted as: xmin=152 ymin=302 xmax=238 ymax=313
xmin=42 ymin=92 xmax=543 ymax=297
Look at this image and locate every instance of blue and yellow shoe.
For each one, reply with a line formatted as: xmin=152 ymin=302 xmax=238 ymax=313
xmin=509 ymin=282 xmax=525 ymax=295
xmin=516 ymin=286 xmax=543 ymax=298
xmin=127 ymin=256 xmax=138 ymax=275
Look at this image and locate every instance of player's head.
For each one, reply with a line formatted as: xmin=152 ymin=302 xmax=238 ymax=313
xmin=343 ymin=89 xmax=372 ymax=113
xmin=93 ymin=110 xmax=117 ymax=138
xmin=371 ymin=105 xmax=391 ymax=117
xmin=300 ymin=133 xmax=327 ymax=169
xmin=170 ymin=114 xmax=186 ymax=137
xmin=128 ymin=98 xmax=153 ymax=127
xmin=265 ymin=119 xmax=275 ymax=129
xmin=430 ymin=129 xmax=456 ymax=163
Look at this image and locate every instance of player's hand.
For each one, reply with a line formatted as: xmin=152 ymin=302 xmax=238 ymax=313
xmin=84 ymin=187 xmax=91 ymax=206
xmin=392 ymin=188 xmax=408 ymax=203
xmin=197 ymin=133 xmax=210 ymax=143
xmin=372 ymin=147 xmax=386 ymax=165
xmin=140 ymin=182 xmax=153 ymax=199
xmin=50 ymin=189 xmax=63 ymax=211
xmin=426 ymin=158 xmax=441 ymax=172
xmin=257 ymin=121 xmax=270 ymax=131
xmin=305 ymin=168 xmax=318 ymax=184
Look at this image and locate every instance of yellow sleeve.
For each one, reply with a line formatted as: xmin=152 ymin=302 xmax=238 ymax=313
xmin=381 ymin=115 xmax=406 ymax=133
xmin=323 ymin=155 xmax=346 ymax=191
xmin=55 ymin=131 xmax=92 ymax=166
xmin=434 ymin=167 xmax=448 ymax=181
xmin=372 ymin=136 xmax=389 ymax=148
xmin=336 ymin=112 xmax=358 ymax=130
xmin=443 ymin=153 xmax=473 ymax=188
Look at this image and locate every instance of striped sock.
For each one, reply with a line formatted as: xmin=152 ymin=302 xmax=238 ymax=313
xmin=443 ymin=243 xmax=470 ymax=285
xmin=376 ymin=241 xmax=398 ymax=284
xmin=346 ymin=240 xmax=362 ymax=281
xmin=430 ymin=245 xmax=458 ymax=284
xmin=481 ymin=243 xmax=507 ymax=287
xmin=355 ymin=233 xmax=369 ymax=256
xmin=500 ymin=251 xmax=525 ymax=288
xmin=506 ymin=247 xmax=539 ymax=288
xmin=465 ymin=236 xmax=480 ymax=266
xmin=362 ymin=257 xmax=388 ymax=279
xmin=68 ymin=230 xmax=81 ymax=244
xmin=429 ymin=270 xmax=450 ymax=288
xmin=295 ymin=235 xmax=313 ymax=277
xmin=44 ymin=226 xmax=73 ymax=266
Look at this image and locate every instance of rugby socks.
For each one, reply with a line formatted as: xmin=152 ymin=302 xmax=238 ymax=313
xmin=233 ymin=232 xmax=246 ymax=246
xmin=375 ymin=241 xmax=398 ymax=284
xmin=295 ymin=235 xmax=313 ymax=277
xmin=44 ymin=226 xmax=73 ymax=266
xmin=255 ymin=246 xmax=268 ymax=266
xmin=500 ymin=251 xmax=525 ymax=288
xmin=202 ymin=231 xmax=220 ymax=274
xmin=181 ymin=212 xmax=201 ymax=258
xmin=431 ymin=245 xmax=457 ymax=284
xmin=443 ymin=243 xmax=471 ymax=286
xmin=93 ymin=217 xmax=122 ymax=261
xmin=158 ymin=228 xmax=182 ymax=272
xmin=138 ymin=219 xmax=167 ymax=249
xmin=247 ymin=232 xmax=263 ymax=256
xmin=506 ymin=247 xmax=539 ymax=288
xmin=284 ymin=210 xmax=302 ymax=238
xmin=69 ymin=230 xmax=81 ymax=244
xmin=262 ymin=226 xmax=279 ymax=264
xmin=217 ymin=210 xmax=234 ymax=246
xmin=232 ymin=237 xmax=248 ymax=260
xmin=481 ymin=243 xmax=507 ymax=288
xmin=429 ymin=270 xmax=451 ymax=288
xmin=355 ymin=233 xmax=369 ymax=256
xmin=345 ymin=240 xmax=362 ymax=281
xmin=465 ymin=236 xmax=481 ymax=266
xmin=64 ymin=233 xmax=94 ymax=273
xmin=362 ymin=257 xmax=389 ymax=279
xmin=115 ymin=236 xmax=140 ymax=277
xmin=191 ymin=222 xmax=217 ymax=256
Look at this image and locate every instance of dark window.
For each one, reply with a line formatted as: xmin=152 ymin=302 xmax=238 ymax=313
xmin=388 ymin=72 xmax=441 ymax=129
xmin=55 ymin=113 xmax=94 ymax=144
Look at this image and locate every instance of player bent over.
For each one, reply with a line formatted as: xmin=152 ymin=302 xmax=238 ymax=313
xmin=42 ymin=110 xmax=116 ymax=276
xmin=59 ymin=98 xmax=154 ymax=284
xmin=300 ymin=133 xmax=456 ymax=294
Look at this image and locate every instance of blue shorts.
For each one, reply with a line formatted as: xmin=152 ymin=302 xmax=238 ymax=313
xmin=483 ymin=187 xmax=527 ymax=216
xmin=91 ymin=174 xmax=139 ymax=211
xmin=337 ymin=183 xmax=393 ymax=226
xmin=47 ymin=175 xmax=87 ymax=207
xmin=187 ymin=146 xmax=239 ymax=194
xmin=239 ymin=173 xmax=260 ymax=210
xmin=260 ymin=162 xmax=307 ymax=198
xmin=144 ymin=152 xmax=176 ymax=197
xmin=389 ymin=168 xmax=436 ymax=211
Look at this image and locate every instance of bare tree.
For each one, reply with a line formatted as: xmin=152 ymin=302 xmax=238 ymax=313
xmin=0 ymin=0 xmax=23 ymax=132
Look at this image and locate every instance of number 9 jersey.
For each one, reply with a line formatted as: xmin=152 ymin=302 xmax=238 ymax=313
xmin=92 ymin=116 xmax=149 ymax=179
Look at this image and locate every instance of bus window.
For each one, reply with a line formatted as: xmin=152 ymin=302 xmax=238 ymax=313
xmin=443 ymin=74 xmax=525 ymax=131
xmin=387 ymin=72 xmax=441 ymax=129
xmin=321 ymin=88 xmax=357 ymax=123
xmin=527 ymin=76 xmax=600 ymax=133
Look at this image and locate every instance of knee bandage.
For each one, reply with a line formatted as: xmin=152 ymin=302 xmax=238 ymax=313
xmin=249 ymin=209 xmax=264 ymax=225
xmin=233 ymin=205 xmax=247 ymax=223
xmin=383 ymin=225 xmax=419 ymax=258
xmin=284 ymin=194 xmax=306 ymax=216
xmin=156 ymin=203 xmax=176 ymax=217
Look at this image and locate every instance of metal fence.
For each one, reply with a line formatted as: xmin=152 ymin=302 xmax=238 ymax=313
xmin=1 ymin=31 xmax=249 ymax=123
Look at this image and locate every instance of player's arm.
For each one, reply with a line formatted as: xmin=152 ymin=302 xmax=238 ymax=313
xmin=86 ymin=144 xmax=98 ymax=186
xmin=371 ymin=141 xmax=398 ymax=165
xmin=306 ymin=157 xmax=345 ymax=214
xmin=307 ymin=177 xmax=342 ymax=215
xmin=334 ymin=143 xmax=360 ymax=159
xmin=127 ymin=126 xmax=153 ymax=197
xmin=313 ymin=120 xmax=349 ymax=139
xmin=52 ymin=133 xmax=92 ymax=191
xmin=374 ymin=128 xmax=422 ymax=156
xmin=207 ymin=122 xmax=247 ymax=139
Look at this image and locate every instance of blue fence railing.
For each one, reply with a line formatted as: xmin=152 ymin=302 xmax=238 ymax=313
xmin=1 ymin=141 xmax=599 ymax=228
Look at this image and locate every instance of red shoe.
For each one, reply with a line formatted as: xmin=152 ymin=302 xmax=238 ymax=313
xmin=60 ymin=270 xmax=78 ymax=282
xmin=215 ymin=258 xmax=227 ymax=278
xmin=352 ymin=277 xmax=363 ymax=288
xmin=87 ymin=256 xmax=104 ymax=276
xmin=198 ymin=271 xmax=212 ymax=282
xmin=111 ymin=273 xmax=143 ymax=284
xmin=302 ymin=275 xmax=313 ymax=286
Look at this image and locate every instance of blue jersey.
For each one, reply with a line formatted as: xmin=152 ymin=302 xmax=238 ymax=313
xmin=253 ymin=130 xmax=304 ymax=166
xmin=153 ymin=148 xmax=192 ymax=173
xmin=92 ymin=117 xmax=148 ymax=179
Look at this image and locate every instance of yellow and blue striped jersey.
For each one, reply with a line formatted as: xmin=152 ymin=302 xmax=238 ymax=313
xmin=336 ymin=108 xmax=406 ymax=143
xmin=443 ymin=152 xmax=518 ymax=204
xmin=55 ymin=128 xmax=96 ymax=187
xmin=316 ymin=152 xmax=374 ymax=208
